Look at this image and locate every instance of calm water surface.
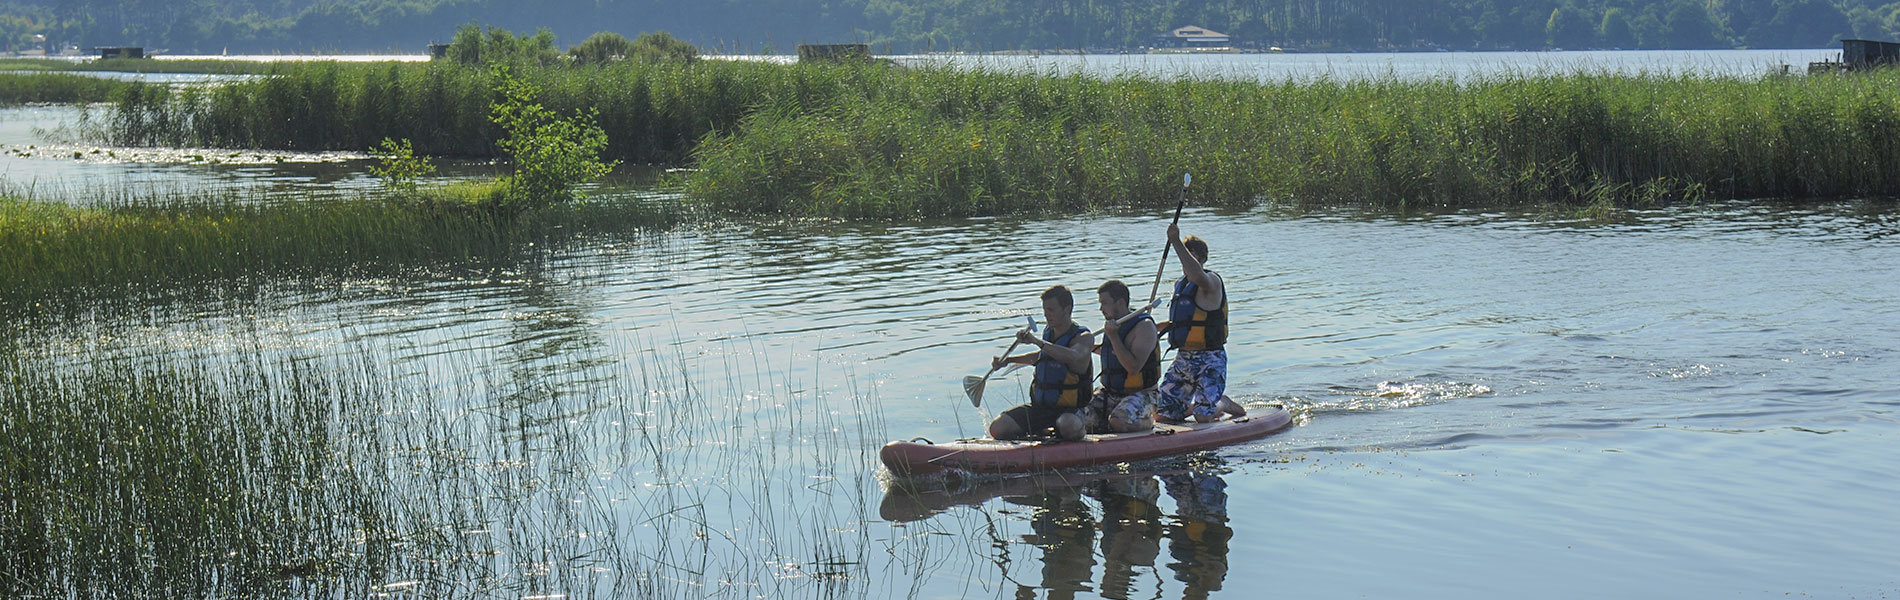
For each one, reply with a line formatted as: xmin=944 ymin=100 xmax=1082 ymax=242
xmin=3 ymin=50 xmax=1897 ymax=598
xmin=9 ymin=200 xmax=1899 ymax=598
xmin=892 ymin=48 xmax=1840 ymax=81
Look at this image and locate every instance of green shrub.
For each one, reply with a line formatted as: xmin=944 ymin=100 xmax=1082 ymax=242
xmin=446 ymin=23 xmax=562 ymax=68
xmin=630 ymin=31 xmax=700 ymax=63
xmin=367 ymin=137 xmax=436 ymax=198
xmin=569 ymin=31 xmax=698 ymax=64
xmin=488 ymin=66 xmax=619 ymax=214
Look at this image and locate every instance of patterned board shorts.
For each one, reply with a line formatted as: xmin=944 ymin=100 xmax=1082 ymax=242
xmin=1085 ymin=387 xmax=1158 ymax=434
xmin=1157 ymin=349 xmax=1228 ymax=421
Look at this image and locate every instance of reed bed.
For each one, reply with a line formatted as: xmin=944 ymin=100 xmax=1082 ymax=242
xmin=88 ymin=60 xmax=777 ymax=164
xmin=73 ymin=60 xmax=1900 ymax=217
xmin=0 ymin=319 xmax=897 ymax=598
xmin=0 ymin=188 xmax=675 ymax=301
xmin=691 ymin=67 xmax=1900 ymax=217
xmin=0 ymin=72 xmax=133 ymax=105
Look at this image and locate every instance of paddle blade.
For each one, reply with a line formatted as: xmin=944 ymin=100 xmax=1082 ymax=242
xmin=963 ymin=375 xmax=987 ymax=407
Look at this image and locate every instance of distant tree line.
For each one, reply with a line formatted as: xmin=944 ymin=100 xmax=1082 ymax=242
xmin=0 ymin=0 xmax=1887 ymax=54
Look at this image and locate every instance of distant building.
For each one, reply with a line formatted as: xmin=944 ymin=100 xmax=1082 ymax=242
xmin=1842 ymin=39 xmax=1900 ymax=70
xmin=1809 ymin=39 xmax=1900 ymax=73
xmin=1151 ymin=26 xmax=1231 ymax=49
xmin=94 ymin=47 xmax=145 ymax=59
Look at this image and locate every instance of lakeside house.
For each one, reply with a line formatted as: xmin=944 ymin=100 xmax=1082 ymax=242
xmin=1150 ymin=26 xmax=1232 ymax=50
xmin=1809 ymin=38 xmax=1900 ymax=73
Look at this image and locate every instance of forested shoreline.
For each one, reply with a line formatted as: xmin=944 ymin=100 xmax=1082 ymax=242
xmin=0 ymin=0 xmax=1887 ymax=55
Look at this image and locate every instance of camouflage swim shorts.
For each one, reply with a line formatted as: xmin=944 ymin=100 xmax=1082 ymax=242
xmin=1157 ymin=349 xmax=1227 ymax=421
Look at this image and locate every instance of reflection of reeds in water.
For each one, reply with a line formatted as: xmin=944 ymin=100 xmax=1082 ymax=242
xmin=0 ymin=326 xmax=895 ymax=598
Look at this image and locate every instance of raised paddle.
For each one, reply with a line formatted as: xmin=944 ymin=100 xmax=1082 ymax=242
xmin=1147 ymin=172 xmax=1193 ymax=308
xmin=964 ymin=315 xmax=1038 ymax=407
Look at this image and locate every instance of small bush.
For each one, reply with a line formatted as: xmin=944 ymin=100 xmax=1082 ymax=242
xmin=488 ymin=66 xmax=618 ymax=214
xmin=570 ymin=32 xmax=635 ymax=65
xmin=446 ymin=23 xmax=562 ymax=68
xmin=630 ymin=31 xmax=699 ymax=63
xmin=367 ymin=137 xmax=436 ymax=198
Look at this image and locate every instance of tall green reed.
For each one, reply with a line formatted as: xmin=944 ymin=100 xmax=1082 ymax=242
xmin=0 ymin=187 xmax=675 ymax=302
xmin=76 ymin=60 xmax=1900 ymax=218
xmin=1 ymin=314 xmax=895 ymax=598
xmin=691 ymin=66 xmax=1900 ymax=217
xmin=0 ymin=72 xmax=131 ymax=105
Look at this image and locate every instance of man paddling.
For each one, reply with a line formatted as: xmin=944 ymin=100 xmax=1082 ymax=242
xmin=1156 ymin=224 xmax=1246 ymax=423
xmin=989 ymin=285 xmax=1094 ymax=441
xmin=1089 ymin=280 xmax=1160 ymax=434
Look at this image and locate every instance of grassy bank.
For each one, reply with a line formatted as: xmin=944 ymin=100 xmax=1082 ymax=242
xmin=65 ymin=60 xmax=1900 ymax=217
xmin=0 ymin=72 xmax=134 ymax=104
xmin=689 ymin=68 xmax=1900 ymax=216
xmin=89 ymin=60 xmax=768 ymax=164
xmin=0 ymin=189 xmax=674 ymax=301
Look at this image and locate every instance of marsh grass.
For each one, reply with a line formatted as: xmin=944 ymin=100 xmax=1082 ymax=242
xmin=0 ymin=317 xmax=895 ymax=598
xmin=690 ymin=67 xmax=1900 ymax=217
xmin=76 ymin=59 xmax=1900 ymax=218
xmin=0 ymin=186 xmax=675 ymax=302
xmin=90 ymin=60 xmax=766 ymax=164
xmin=0 ymin=72 xmax=131 ymax=104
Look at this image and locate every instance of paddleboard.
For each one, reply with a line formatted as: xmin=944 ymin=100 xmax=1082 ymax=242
xmin=881 ymin=406 xmax=1291 ymax=477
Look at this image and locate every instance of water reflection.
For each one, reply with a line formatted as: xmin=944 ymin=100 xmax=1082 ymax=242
xmin=882 ymin=463 xmax=1237 ymax=600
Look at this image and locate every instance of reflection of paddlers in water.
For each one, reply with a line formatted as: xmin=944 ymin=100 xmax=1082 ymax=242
xmin=992 ymin=471 xmax=1232 ymax=599
xmin=1093 ymin=477 xmax=1164 ymax=599
xmin=1155 ymin=223 xmax=1246 ymax=423
xmin=1019 ymin=486 xmax=1097 ymax=600
xmin=1164 ymin=470 xmax=1234 ymax=599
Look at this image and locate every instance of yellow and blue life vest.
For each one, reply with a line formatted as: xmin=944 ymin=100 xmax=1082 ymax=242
xmin=1030 ymin=324 xmax=1092 ymax=409
xmin=1168 ymin=270 xmax=1227 ymax=351
xmin=1102 ymin=314 xmax=1162 ymax=394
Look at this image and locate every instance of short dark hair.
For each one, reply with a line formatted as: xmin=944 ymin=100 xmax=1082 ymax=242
xmin=1040 ymin=285 xmax=1073 ymax=308
xmin=1097 ymin=279 xmax=1130 ymax=304
xmin=1183 ymin=235 xmax=1209 ymax=262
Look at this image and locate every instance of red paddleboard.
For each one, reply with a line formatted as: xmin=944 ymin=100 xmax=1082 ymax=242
xmin=881 ymin=407 xmax=1292 ymax=477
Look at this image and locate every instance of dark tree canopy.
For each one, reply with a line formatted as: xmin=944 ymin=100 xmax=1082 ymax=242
xmin=0 ymin=0 xmax=1880 ymax=54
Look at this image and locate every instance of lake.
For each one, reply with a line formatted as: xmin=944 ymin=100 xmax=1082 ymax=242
xmin=2 ymin=50 xmax=1897 ymax=599
xmin=892 ymin=48 xmax=1843 ymax=81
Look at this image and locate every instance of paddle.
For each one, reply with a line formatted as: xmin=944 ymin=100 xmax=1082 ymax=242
xmin=1147 ymin=172 xmax=1192 ymax=308
xmin=964 ymin=315 xmax=1038 ymax=407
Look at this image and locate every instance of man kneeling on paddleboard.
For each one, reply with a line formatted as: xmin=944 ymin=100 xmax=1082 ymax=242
xmin=1090 ymin=280 xmax=1161 ymax=435
xmin=1155 ymin=225 xmax=1246 ymax=423
xmin=988 ymin=285 xmax=1095 ymax=441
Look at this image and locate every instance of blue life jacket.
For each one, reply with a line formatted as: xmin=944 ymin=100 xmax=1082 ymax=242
xmin=1168 ymin=270 xmax=1227 ymax=351
xmin=1101 ymin=313 xmax=1161 ymax=394
xmin=1030 ymin=324 xmax=1092 ymax=409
